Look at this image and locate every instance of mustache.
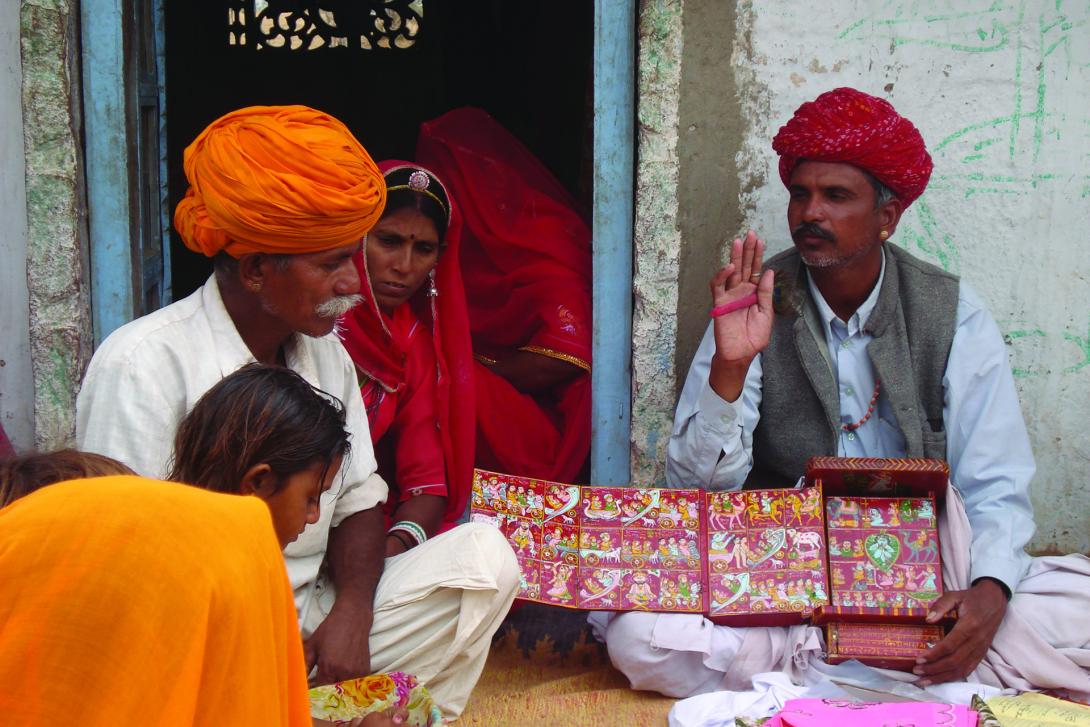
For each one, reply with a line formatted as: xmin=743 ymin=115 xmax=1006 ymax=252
xmin=791 ymin=222 xmax=836 ymax=242
xmin=315 ymin=294 xmax=363 ymax=318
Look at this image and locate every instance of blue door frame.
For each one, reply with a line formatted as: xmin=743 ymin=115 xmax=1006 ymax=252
xmin=82 ymin=0 xmax=637 ymax=484
xmin=82 ymin=0 xmax=169 ymax=346
xmin=82 ymin=0 xmax=134 ymax=345
xmin=591 ymin=0 xmax=636 ymax=486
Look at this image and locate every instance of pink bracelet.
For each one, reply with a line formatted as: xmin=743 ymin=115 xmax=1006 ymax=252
xmin=709 ymin=293 xmax=759 ymax=318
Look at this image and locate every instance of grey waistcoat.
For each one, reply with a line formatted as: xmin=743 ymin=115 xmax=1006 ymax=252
xmin=744 ymin=244 xmax=959 ymax=489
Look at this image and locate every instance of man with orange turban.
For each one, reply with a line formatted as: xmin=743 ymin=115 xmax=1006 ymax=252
xmin=595 ymin=88 xmax=1090 ymax=702
xmin=76 ymin=105 xmax=517 ymax=720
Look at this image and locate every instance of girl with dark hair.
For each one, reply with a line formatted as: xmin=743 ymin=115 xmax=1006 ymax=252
xmin=0 ymin=449 xmax=134 ymax=508
xmin=340 ymin=162 xmax=476 ymax=557
xmin=169 ymin=363 xmax=352 ymax=549
xmin=170 ymin=369 xmax=447 ymax=726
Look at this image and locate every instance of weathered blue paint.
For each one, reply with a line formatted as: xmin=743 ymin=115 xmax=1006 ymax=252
xmin=592 ymin=0 xmax=636 ymax=486
xmin=82 ymin=0 xmax=133 ymax=344
xmin=154 ymin=0 xmax=171 ymax=303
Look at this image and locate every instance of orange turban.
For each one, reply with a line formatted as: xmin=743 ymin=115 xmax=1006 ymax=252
xmin=174 ymin=105 xmax=386 ymax=258
xmin=772 ymin=88 xmax=932 ymax=208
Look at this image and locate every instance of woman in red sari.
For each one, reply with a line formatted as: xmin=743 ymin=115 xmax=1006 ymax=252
xmin=339 ymin=162 xmax=476 ymax=557
xmin=416 ymin=108 xmax=592 ymax=484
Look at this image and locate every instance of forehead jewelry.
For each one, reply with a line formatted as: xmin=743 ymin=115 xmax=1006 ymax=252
xmin=408 ymin=170 xmax=430 ymax=192
xmin=387 ymin=169 xmax=449 ymax=218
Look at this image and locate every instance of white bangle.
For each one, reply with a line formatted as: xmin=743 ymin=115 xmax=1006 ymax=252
xmin=388 ymin=520 xmax=426 ymax=547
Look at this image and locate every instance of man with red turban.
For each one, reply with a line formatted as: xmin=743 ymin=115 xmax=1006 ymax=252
xmin=595 ymin=88 xmax=1090 ymax=701
xmin=76 ymin=105 xmax=517 ymax=720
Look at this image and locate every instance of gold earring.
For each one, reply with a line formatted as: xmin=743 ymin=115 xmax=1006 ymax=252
xmin=879 ymin=230 xmax=889 ymax=241
xmin=249 ymin=281 xmax=262 ymax=292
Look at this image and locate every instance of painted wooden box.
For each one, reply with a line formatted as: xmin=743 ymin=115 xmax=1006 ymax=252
xmin=824 ymin=621 xmax=945 ymax=671
xmin=469 ymin=469 xmax=828 ymax=625
xmin=810 ymin=473 xmax=951 ymax=668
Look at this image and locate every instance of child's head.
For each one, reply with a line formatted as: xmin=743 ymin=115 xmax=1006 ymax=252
xmin=0 ymin=449 xmax=135 ymax=508
xmin=169 ymin=364 xmax=351 ymax=548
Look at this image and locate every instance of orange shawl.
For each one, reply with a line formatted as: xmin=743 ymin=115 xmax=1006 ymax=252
xmin=0 ymin=476 xmax=311 ymax=726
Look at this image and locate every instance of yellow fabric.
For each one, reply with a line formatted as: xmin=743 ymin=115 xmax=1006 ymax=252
xmin=0 ymin=476 xmax=312 ymax=726
xmin=175 ymin=105 xmax=385 ymax=258
xmin=986 ymin=692 xmax=1090 ymax=725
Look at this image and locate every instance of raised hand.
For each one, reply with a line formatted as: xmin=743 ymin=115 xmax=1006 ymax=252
xmin=707 ymin=230 xmax=775 ymax=402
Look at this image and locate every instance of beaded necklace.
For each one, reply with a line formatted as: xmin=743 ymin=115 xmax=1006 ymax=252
xmin=842 ymin=380 xmax=881 ymax=432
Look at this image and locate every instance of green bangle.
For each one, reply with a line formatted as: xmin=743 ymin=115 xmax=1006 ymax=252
xmin=388 ymin=520 xmax=427 ymax=547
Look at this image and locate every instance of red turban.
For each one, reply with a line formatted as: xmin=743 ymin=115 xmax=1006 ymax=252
xmin=174 ymin=105 xmax=386 ymax=258
xmin=772 ymin=88 xmax=932 ymax=208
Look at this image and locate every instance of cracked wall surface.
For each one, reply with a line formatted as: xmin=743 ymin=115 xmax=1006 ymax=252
xmin=21 ymin=0 xmax=91 ymax=450
xmin=631 ymin=0 xmax=684 ymax=485
xmin=632 ymin=0 xmax=745 ymax=486
xmin=631 ymin=1 xmax=1089 ymax=554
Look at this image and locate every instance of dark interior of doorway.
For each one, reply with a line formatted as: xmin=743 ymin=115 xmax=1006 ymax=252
xmin=165 ymin=2 xmax=594 ymax=300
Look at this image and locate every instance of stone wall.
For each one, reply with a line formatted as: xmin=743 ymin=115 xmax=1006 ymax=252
xmin=20 ymin=0 xmax=91 ymax=450
xmin=631 ymin=0 xmax=684 ymax=484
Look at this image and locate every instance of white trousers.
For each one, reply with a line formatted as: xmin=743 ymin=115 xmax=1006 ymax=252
xmin=301 ymin=523 xmax=520 ymax=719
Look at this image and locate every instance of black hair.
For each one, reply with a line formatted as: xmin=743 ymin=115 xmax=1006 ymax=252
xmin=382 ymin=167 xmax=450 ymax=240
xmin=169 ymin=363 xmax=351 ymax=494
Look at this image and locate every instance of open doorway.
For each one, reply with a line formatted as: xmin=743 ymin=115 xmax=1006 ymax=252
xmin=164 ymin=1 xmax=594 ymax=299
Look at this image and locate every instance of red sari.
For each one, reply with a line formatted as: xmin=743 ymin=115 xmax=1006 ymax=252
xmin=417 ymin=108 xmax=592 ymax=483
xmin=339 ymin=161 xmax=476 ymax=527
xmin=0 ymin=422 xmax=13 ymax=460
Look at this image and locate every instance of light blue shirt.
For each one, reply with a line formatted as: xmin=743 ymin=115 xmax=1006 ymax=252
xmin=666 ymin=261 xmax=1036 ymax=592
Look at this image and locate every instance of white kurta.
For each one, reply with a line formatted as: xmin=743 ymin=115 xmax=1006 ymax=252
xmin=76 ymin=276 xmax=386 ymax=613
xmin=76 ymin=277 xmax=519 ymax=718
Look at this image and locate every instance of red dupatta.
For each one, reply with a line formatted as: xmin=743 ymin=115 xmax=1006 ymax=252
xmin=0 ymin=422 xmax=13 ymax=460
xmin=339 ymin=160 xmax=476 ymax=525
xmin=417 ymin=109 xmax=592 ymax=482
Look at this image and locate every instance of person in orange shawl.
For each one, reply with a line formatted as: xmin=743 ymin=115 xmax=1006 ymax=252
xmin=416 ymin=107 xmax=592 ymax=484
xmin=339 ymin=162 xmax=475 ymax=553
xmin=76 ymin=105 xmax=518 ymax=720
xmin=0 ymin=448 xmax=134 ymax=506
xmin=0 ymin=476 xmax=312 ymax=726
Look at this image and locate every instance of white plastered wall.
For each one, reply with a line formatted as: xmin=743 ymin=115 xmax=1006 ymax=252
xmin=733 ymin=1 xmax=1090 ymax=554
